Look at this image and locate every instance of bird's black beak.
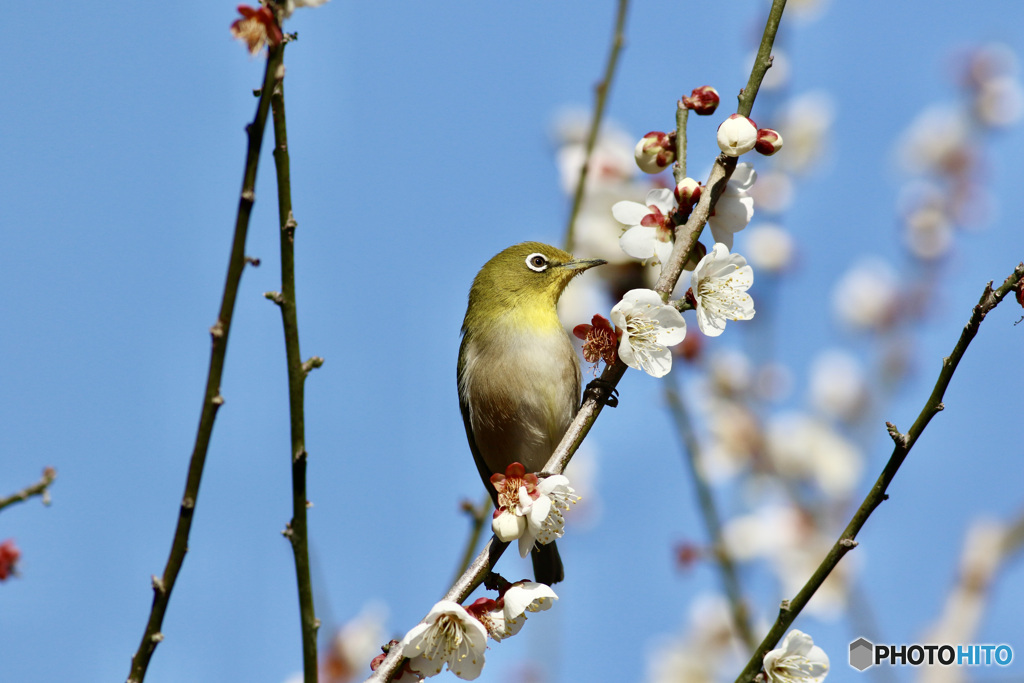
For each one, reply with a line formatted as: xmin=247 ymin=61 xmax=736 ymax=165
xmin=561 ymin=257 xmax=607 ymax=273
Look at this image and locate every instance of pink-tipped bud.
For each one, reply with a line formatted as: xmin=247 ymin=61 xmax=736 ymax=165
xmin=755 ymin=128 xmax=784 ymax=156
xmin=682 ymin=86 xmax=720 ymax=116
xmin=634 ymin=131 xmax=676 ymax=174
xmin=674 ymin=177 xmax=702 ymax=207
xmin=716 ymin=114 xmax=758 ymax=156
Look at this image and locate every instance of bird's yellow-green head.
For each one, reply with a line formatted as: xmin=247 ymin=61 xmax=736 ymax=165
xmin=462 ymin=242 xmax=606 ymax=335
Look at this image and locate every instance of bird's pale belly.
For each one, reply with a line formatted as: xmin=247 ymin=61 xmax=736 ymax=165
xmin=462 ymin=328 xmax=580 ymax=475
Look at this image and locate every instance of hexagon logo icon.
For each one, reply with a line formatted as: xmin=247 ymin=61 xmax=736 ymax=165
xmin=849 ymin=638 xmax=874 ymax=671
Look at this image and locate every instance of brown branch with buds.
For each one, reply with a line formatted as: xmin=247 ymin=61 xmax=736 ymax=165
xmin=731 ymin=262 xmax=1024 ymax=683
xmin=126 ymin=44 xmax=285 ymax=683
xmin=0 ymin=467 xmax=57 ymax=513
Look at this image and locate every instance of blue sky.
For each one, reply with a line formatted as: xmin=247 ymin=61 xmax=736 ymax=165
xmin=2 ymin=1 xmax=1024 ymax=682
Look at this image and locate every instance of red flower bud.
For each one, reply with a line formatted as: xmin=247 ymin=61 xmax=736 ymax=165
xmin=682 ymin=86 xmax=720 ymax=115
xmin=755 ymin=128 xmax=784 ymax=156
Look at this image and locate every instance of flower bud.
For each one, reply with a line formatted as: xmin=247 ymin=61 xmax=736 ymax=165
xmin=682 ymin=86 xmax=720 ymax=115
xmin=755 ymin=128 xmax=784 ymax=156
xmin=716 ymin=114 xmax=758 ymax=156
xmin=674 ymin=177 xmax=702 ymax=207
xmin=634 ymin=131 xmax=675 ymax=174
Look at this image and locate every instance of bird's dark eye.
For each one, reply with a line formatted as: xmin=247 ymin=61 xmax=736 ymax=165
xmin=525 ymin=253 xmax=549 ymax=272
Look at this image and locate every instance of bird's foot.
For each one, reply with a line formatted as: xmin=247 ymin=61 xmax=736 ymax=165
xmin=585 ymin=378 xmax=619 ymax=408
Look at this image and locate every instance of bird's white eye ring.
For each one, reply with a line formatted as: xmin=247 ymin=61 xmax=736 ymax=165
xmin=526 ymin=253 xmax=549 ymax=272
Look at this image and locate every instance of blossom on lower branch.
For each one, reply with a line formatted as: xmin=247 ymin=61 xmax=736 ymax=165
xmin=399 ymin=601 xmax=488 ymax=680
xmin=397 ymin=583 xmax=559 ymax=680
xmin=763 ymin=630 xmax=830 ymax=683
xmin=490 ymin=463 xmax=580 ymax=558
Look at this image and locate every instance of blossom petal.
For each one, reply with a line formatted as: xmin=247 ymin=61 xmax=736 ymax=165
xmin=653 ymin=236 xmax=675 ymax=267
xmin=708 ymin=223 xmax=735 ymax=250
xmin=621 ymin=288 xmax=664 ymax=308
xmin=619 ymin=226 xmax=657 ymax=260
xmin=645 ymin=187 xmax=676 ymax=213
xmin=612 ymin=200 xmax=650 ymax=226
xmin=729 ymin=162 xmax=757 ymax=191
xmin=492 ymin=510 xmax=527 ymax=541
xmin=504 ymin=582 xmax=558 ymax=620
xmin=648 ymin=306 xmax=687 ymax=346
xmin=641 ymin=345 xmax=674 ymax=377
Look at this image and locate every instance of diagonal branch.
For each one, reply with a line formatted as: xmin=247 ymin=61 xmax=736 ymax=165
xmin=126 ymin=44 xmax=285 ymax=683
xmin=730 ymin=262 xmax=1024 ymax=683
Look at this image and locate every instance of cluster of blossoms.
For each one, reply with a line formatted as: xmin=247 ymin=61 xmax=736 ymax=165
xmin=489 ymin=463 xmax=580 ymax=557
xmin=384 ymin=581 xmax=558 ymax=680
xmin=566 ymin=93 xmax=766 ymax=380
xmin=573 ymin=240 xmax=755 ymax=379
xmin=230 ymin=0 xmax=330 ymax=55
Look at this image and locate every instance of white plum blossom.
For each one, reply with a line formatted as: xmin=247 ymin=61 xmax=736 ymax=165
xmin=763 ymin=630 xmax=830 ymax=683
xmin=488 ymin=463 xmax=580 ymax=557
xmin=717 ymin=114 xmax=759 ymax=156
xmin=610 ymin=289 xmax=687 ymax=378
xmin=707 ymin=162 xmax=756 ymax=248
xmin=467 ymin=598 xmax=521 ymax=643
xmin=517 ymin=475 xmax=579 ymax=557
xmin=503 ymin=581 xmax=558 ymax=620
xmin=691 ymin=243 xmax=755 ymax=337
xmin=399 ymin=600 xmax=488 ymax=680
xmin=612 ymin=188 xmax=677 ymax=266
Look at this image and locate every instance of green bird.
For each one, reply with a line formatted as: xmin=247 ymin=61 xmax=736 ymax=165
xmin=457 ymin=242 xmax=606 ymax=585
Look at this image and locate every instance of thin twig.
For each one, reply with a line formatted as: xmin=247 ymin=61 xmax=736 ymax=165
xmin=0 ymin=467 xmax=56 ymax=513
xmin=737 ymin=0 xmax=787 ymax=118
xmin=269 ymin=49 xmax=321 ymax=682
xmin=664 ymin=383 xmax=755 ymax=650
xmin=655 ymin=0 xmax=786 ymax=299
xmin=730 ymin=262 xmax=1024 ymax=683
xmin=673 ymin=104 xmax=689 ymax=185
xmin=125 ymin=44 xmax=285 ymax=683
xmin=563 ymin=0 xmax=630 ymax=252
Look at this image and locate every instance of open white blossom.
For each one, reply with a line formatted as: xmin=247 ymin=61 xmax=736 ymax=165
xmin=400 ymin=600 xmax=488 ymax=680
xmin=489 ymin=463 xmax=580 ymax=556
xmin=612 ymin=188 xmax=677 ymax=266
xmin=691 ymin=243 xmax=755 ymax=337
xmin=763 ymin=630 xmax=830 ymax=683
xmin=517 ymin=475 xmax=580 ymax=557
xmin=504 ymin=581 xmax=558 ymax=620
xmin=609 ymin=289 xmax=687 ymax=378
xmin=707 ymin=163 xmax=756 ymax=248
